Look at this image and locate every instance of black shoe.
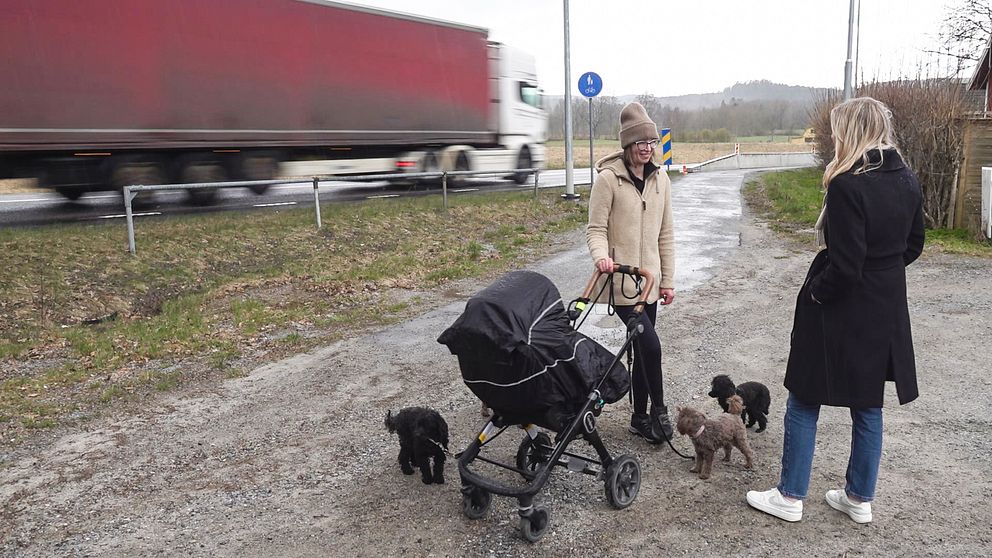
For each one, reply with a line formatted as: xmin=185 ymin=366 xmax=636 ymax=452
xmin=651 ymin=404 xmax=673 ymax=441
xmin=628 ymin=413 xmax=663 ymax=444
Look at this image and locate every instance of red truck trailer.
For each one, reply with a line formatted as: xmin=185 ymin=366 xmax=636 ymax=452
xmin=0 ymin=0 xmax=547 ymax=201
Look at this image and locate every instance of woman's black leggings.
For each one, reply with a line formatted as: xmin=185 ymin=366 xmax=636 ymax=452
xmin=613 ymin=302 xmax=664 ymax=415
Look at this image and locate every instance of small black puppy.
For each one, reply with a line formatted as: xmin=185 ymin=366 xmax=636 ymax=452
xmin=384 ymin=407 xmax=449 ymax=484
xmin=708 ymin=374 xmax=771 ymax=433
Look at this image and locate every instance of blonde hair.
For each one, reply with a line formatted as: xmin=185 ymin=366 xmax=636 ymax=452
xmin=822 ymin=97 xmax=898 ymax=188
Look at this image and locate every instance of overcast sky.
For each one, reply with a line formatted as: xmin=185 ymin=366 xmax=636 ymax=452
xmin=347 ymin=0 xmax=974 ymax=97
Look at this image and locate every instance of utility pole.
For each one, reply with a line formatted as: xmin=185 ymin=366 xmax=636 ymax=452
xmin=843 ymin=0 xmax=860 ymax=100
xmin=562 ymin=0 xmax=578 ymax=199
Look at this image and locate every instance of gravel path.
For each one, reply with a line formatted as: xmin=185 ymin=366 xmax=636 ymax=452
xmin=2 ymin=210 xmax=990 ymax=557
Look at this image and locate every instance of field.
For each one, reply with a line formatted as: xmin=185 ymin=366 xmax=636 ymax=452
xmin=0 ymin=190 xmax=587 ymax=439
xmin=0 ymin=178 xmax=38 ymax=194
xmin=544 ymin=140 xmax=814 ymax=169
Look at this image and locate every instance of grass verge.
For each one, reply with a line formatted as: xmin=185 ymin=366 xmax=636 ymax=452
xmin=744 ymin=168 xmax=992 ymax=257
xmin=0 ymin=189 xmax=588 ymax=443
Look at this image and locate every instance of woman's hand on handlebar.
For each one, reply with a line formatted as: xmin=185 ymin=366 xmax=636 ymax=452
xmin=595 ymin=257 xmax=615 ymax=274
xmin=659 ymin=288 xmax=675 ymax=305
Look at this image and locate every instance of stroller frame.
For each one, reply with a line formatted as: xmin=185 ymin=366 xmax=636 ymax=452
xmin=457 ymin=264 xmax=655 ymax=542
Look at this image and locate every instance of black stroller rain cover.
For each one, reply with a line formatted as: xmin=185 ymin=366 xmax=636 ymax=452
xmin=438 ymin=270 xmax=629 ymax=430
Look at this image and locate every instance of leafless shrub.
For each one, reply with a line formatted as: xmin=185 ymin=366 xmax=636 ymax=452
xmin=809 ymin=79 xmax=968 ymax=228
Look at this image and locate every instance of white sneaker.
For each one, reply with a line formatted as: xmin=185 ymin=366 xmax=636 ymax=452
xmin=746 ymin=487 xmax=803 ymax=522
xmin=825 ymin=489 xmax=873 ymax=523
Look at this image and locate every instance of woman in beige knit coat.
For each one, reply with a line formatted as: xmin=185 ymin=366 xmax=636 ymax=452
xmin=586 ymin=101 xmax=676 ymax=443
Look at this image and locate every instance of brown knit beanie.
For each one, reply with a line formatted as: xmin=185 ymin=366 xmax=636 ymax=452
xmin=618 ymin=102 xmax=659 ymax=148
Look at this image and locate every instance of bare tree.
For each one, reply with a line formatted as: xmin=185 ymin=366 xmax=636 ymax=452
xmin=809 ymin=79 xmax=968 ymax=228
xmin=930 ymin=0 xmax=992 ymax=73
xmin=592 ymin=96 xmax=621 ymax=139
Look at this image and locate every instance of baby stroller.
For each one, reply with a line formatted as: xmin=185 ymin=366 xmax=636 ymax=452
xmin=437 ymin=265 xmax=654 ymax=542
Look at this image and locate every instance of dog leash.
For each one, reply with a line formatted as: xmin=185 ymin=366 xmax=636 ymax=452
xmin=660 ymin=429 xmax=694 ymax=460
xmin=425 ymin=436 xmax=454 ymax=457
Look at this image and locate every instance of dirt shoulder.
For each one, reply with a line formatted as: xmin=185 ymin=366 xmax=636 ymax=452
xmin=2 ymin=212 xmax=990 ymax=556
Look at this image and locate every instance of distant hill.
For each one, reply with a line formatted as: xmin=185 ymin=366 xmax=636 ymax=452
xmin=640 ymin=80 xmax=835 ymax=110
xmin=548 ymin=80 xmax=837 ymax=109
xmin=546 ymin=80 xmax=839 ymax=140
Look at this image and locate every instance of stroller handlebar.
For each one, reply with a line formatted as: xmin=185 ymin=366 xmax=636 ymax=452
xmin=578 ymin=264 xmax=656 ymax=312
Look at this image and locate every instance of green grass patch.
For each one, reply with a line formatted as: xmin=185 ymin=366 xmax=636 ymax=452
xmin=98 ymin=384 xmax=128 ymax=403
xmin=924 ymin=228 xmax=992 ymax=256
xmin=22 ymin=416 xmax=58 ymax=429
xmin=466 ymin=241 xmax=483 ymax=261
xmin=746 ymin=168 xmax=992 ymax=257
xmin=148 ymin=370 xmax=182 ymax=391
xmin=747 ymin=167 xmax=824 ymax=227
xmin=0 ymin=189 xmax=587 ymax=435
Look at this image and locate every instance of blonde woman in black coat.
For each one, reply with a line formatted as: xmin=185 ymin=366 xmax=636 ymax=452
xmin=747 ymin=97 xmax=925 ymax=524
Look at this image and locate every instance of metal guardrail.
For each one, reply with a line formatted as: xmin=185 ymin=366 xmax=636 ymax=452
xmin=122 ymin=167 xmax=541 ymax=255
xmin=691 ymin=151 xmax=818 ymax=172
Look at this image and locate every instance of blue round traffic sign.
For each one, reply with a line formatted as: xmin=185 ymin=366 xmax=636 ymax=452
xmin=578 ymin=71 xmax=602 ymax=98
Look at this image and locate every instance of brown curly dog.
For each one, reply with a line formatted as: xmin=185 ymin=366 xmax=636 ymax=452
xmin=676 ymin=395 xmax=754 ymax=480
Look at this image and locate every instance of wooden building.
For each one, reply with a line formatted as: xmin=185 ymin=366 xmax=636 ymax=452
xmin=958 ymin=38 xmax=992 ymax=235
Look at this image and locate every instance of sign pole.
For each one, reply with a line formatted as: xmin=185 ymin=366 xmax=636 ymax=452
xmin=588 ymin=98 xmax=593 ymax=185
xmin=660 ymin=127 xmax=673 ymax=171
xmin=577 ymin=70 xmax=602 ymax=190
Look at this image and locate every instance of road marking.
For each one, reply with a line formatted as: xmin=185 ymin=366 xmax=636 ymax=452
xmin=451 ymin=188 xmax=480 ymax=193
xmin=366 ymin=194 xmax=399 ymax=199
xmin=97 ymin=212 xmax=161 ymax=219
xmin=253 ymin=202 xmax=297 ymax=207
xmin=0 ymin=193 xmax=121 ymax=203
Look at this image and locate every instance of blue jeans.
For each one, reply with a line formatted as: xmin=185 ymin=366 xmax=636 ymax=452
xmin=777 ymin=392 xmax=883 ymax=502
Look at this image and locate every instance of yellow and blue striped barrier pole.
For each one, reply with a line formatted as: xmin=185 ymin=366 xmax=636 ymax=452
xmin=661 ymin=128 xmax=673 ymax=169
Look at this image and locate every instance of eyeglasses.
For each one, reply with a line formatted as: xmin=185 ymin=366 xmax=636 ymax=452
xmin=634 ymin=140 xmax=659 ymax=150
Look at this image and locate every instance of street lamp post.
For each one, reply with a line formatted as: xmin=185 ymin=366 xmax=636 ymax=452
xmin=562 ymin=0 xmax=578 ymax=199
xmin=843 ymin=0 xmax=860 ymax=100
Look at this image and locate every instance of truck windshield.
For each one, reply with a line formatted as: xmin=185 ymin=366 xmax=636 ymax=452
xmin=519 ymin=83 xmax=541 ymax=109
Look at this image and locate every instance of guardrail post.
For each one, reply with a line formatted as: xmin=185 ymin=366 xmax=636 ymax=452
xmin=312 ymin=177 xmax=322 ymax=229
xmin=124 ymin=185 xmax=138 ymax=255
xmin=442 ymin=171 xmax=448 ymax=210
xmin=533 ymin=169 xmax=540 ymax=198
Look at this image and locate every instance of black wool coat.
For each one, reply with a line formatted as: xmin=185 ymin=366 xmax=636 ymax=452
xmin=785 ymin=149 xmax=925 ymax=408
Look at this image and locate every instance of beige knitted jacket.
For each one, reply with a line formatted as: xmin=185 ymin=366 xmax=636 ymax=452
xmin=585 ymin=151 xmax=675 ymax=305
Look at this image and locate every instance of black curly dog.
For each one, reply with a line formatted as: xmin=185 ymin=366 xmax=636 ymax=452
xmin=384 ymin=407 xmax=449 ymax=484
xmin=708 ymin=374 xmax=771 ymax=433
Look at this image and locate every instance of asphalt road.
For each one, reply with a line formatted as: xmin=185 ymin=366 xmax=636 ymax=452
xmin=0 ymin=169 xmax=595 ymax=228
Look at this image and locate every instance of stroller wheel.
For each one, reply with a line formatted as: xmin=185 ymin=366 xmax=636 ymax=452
xmin=461 ymin=486 xmax=491 ymax=520
xmin=519 ymin=505 xmax=551 ymax=543
xmin=604 ymin=454 xmax=641 ymax=509
xmin=515 ymin=432 xmax=553 ymax=477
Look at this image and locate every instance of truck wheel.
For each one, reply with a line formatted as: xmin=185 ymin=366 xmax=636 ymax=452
xmin=241 ymin=153 xmax=280 ymax=195
xmin=418 ymin=151 xmax=440 ymax=185
xmin=181 ymin=163 xmax=226 ymax=205
xmin=55 ymin=187 xmax=84 ymax=201
xmin=512 ymin=147 xmax=532 ymax=185
xmin=111 ymin=160 xmax=166 ymax=205
xmin=449 ymin=151 xmax=470 ymax=188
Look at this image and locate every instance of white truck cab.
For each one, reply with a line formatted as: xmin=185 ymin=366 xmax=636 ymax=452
xmin=395 ymin=42 xmax=547 ymax=184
